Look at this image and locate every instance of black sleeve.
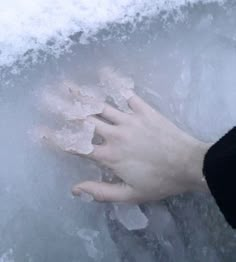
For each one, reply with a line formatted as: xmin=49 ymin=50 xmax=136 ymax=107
xmin=203 ymin=127 xmax=236 ymax=228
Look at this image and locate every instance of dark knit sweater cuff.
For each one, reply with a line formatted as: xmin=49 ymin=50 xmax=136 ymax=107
xmin=203 ymin=127 xmax=236 ymax=229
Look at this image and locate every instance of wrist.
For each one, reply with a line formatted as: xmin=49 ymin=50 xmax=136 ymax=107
xmin=180 ymin=135 xmax=211 ymax=193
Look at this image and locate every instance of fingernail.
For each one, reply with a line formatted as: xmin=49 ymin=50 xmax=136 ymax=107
xmin=72 ymin=186 xmax=81 ymax=196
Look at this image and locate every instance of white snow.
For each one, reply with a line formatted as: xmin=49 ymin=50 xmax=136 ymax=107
xmin=0 ymin=0 xmax=224 ymax=68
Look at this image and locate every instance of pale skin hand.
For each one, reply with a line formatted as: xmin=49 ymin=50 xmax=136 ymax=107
xmin=70 ymin=94 xmax=210 ymax=203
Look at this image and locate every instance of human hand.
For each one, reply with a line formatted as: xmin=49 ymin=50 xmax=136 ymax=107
xmin=70 ymin=93 xmax=210 ymax=203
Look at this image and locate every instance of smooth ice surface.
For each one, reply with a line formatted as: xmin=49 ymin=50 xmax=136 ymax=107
xmin=1 ymin=1 xmax=236 ymax=262
xmin=114 ymin=204 xmax=149 ymax=231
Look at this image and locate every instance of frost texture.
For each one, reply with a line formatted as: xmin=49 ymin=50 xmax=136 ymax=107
xmin=99 ymin=67 xmax=134 ymax=112
xmin=113 ymin=204 xmax=148 ymax=231
xmin=39 ymin=68 xmax=135 ymax=156
xmin=0 ymin=249 xmax=14 ymax=262
xmin=0 ymin=0 xmax=224 ymax=69
xmin=42 ymin=81 xmax=105 ymax=120
xmin=77 ymin=229 xmax=103 ymax=260
xmin=39 ymin=81 xmax=106 ymax=155
xmin=48 ymin=122 xmax=95 ymax=155
xmin=1 ymin=1 xmax=236 ymax=261
xmin=43 ymin=92 xmax=88 ymax=120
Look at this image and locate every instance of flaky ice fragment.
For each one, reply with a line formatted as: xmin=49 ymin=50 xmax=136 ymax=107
xmin=63 ymin=81 xmax=105 ymax=102
xmin=42 ymin=82 xmax=105 ymax=120
xmin=99 ymin=67 xmax=135 ymax=112
xmin=113 ymin=204 xmax=148 ymax=231
xmin=77 ymin=229 xmax=103 ymax=260
xmin=80 ymin=192 xmax=94 ymax=202
xmin=42 ymin=91 xmax=85 ymax=120
xmin=38 ymin=121 xmax=95 ymax=155
xmin=63 ymin=81 xmax=105 ymax=116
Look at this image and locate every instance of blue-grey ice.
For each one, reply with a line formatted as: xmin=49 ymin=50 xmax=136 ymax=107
xmin=0 ymin=0 xmax=236 ymax=261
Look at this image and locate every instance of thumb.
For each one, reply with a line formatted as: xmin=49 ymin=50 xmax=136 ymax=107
xmin=72 ymin=181 xmax=137 ymax=202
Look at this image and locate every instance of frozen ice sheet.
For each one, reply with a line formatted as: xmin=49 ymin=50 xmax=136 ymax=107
xmin=1 ymin=1 xmax=236 ymax=261
xmin=113 ymin=204 xmax=148 ymax=231
xmin=0 ymin=249 xmax=14 ymax=262
xmin=77 ymin=229 xmax=103 ymax=260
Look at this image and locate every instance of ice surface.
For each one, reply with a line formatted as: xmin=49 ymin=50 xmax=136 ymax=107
xmin=113 ymin=204 xmax=148 ymax=231
xmin=99 ymin=67 xmax=134 ymax=112
xmin=1 ymin=1 xmax=236 ymax=262
xmin=0 ymin=249 xmax=14 ymax=262
xmin=39 ymin=68 xmax=135 ymax=156
xmin=77 ymin=229 xmax=103 ymax=260
xmin=43 ymin=91 xmax=86 ymax=120
xmin=42 ymin=81 xmax=105 ymax=120
xmin=39 ymin=121 xmax=95 ymax=155
xmin=147 ymin=205 xmax=186 ymax=259
xmin=38 ymin=81 xmax=107 ymax=155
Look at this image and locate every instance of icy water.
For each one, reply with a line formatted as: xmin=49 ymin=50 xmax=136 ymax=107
xmin=1 ymin=1 xmax=236 ymax=262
